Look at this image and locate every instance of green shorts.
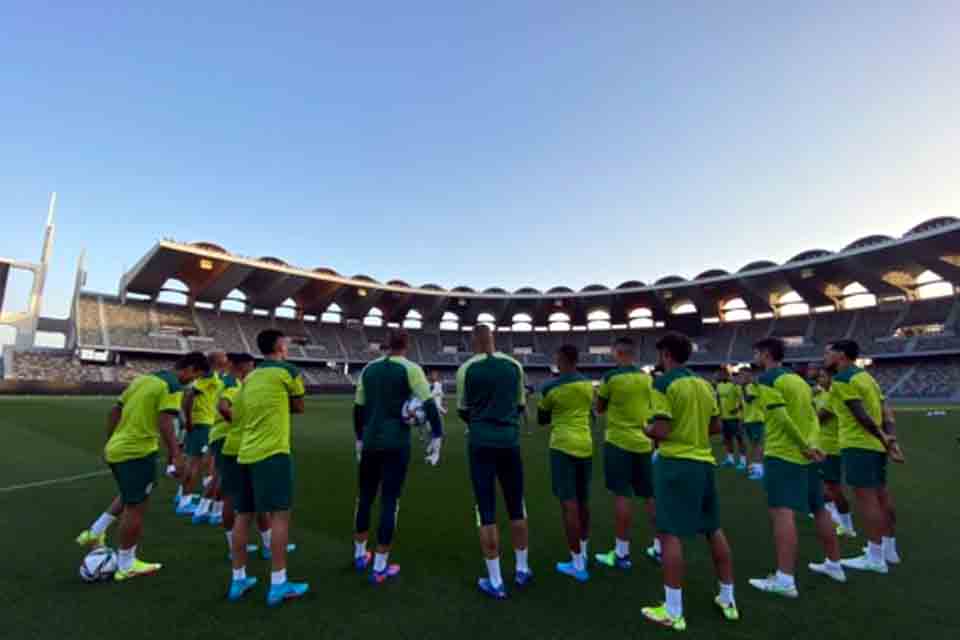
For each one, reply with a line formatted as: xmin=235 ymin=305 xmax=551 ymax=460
xmin=653 ymin=457 xmax=719 ymax=537
xmin=550 ymin=449 xmax=592 ymax=502
xmin=820 ymin=454 xmax=844 ymax=484
xmin=721 ymin=419 xmax=741 ymax=439
xmin=842 ymin=448 xmax=887 ymax=489
xmin=208 ymin=438 xmax=225 ymax=463
xmin=764 ymin=457 xmax=825 ymax=513
xmin=219 ymin=454 xmax=242 ymax=501
xmin=109 ymin=453 xmax=158 ymax=506
xmin=236 ymin=454 xmax=294 ymax=514
xmin=184 ymin=425 xmax=210 ymax=457
xmin=603 ymin=443 xmax=653 ymax=498
xmin=744 ymin=422 xmax=765 ymax=443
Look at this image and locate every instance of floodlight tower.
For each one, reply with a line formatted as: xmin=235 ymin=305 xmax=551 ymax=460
xmin=0 ymin=192 xmax=57 ymax=349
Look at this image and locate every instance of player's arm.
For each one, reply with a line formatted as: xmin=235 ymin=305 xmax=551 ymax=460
xmin=157 ymin=412 xmax=182 ymax=468
xmin=286 ymin=369 xmax=306 ymax=414
xmin=218 ymin=397 xmax=233 ymax=423
xmin=708 ymin=415 xmax=722 ymax=435
xmin=455 ymin=363 xmax=471 ymax=424
xmin=767 ymin=404 xmax=813 ymax=451
xmin=644 ymin=416 xmax=673 ymax=441
xmin=182 ymin=388 xmax=195 ymax=431
xmin=845 ymin=399 xmax=886 ymax=442
xmin=410 ymin=366 xmax=444 ymax=439
xmin=353 ymin=403 xmax=364 ymax=441
xmin=289 ymin=396 xmax=305 ymax=414
xmin=106 ymin=403 xmax=122 ymax=439
xmin=595 ymin=378 xmax=610 ymax=415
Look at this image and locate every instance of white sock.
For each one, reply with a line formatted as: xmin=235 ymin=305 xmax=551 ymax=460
xmin=515 ymin=548 xmax=529 ymax=573
xmin=178 ymin=495 xmax=192 ymax=509
xmin=615 ymin=538 xmax=630 ymax=558
xmin=839 ymin=512 xmax=854 ymax=530
xmin=354 ymin=540 xmax=368 ymax=560
xmin=725 ymin=454 xmax=734 ymax=462
xmin=755 ymin=463 xmax=764 ymax=474
xmin=718 ymin=581 xmax=735 ymax=606
xmin=485 ymin=556 xmax=503 ymax=588
xmin=653 ymin=538 xmax=662 ymax=554
xmin=232 ymin=566 xmax=246 ymax=581
xmin=580 ymin=539 xmax=588 ymax=557
xmin=90 ymin=512 xmax=116 ymax=536
xmin=572 ymin=551 xmax=585 ymax=572
xmin=225 ymin=531 xmax=234 ymax=551
xmin=176 ymin=485 xmax=183 ymax=499
xmin=214 ymin=501 xmax=223 ymax=516
xmin=825 ymin=501 xmax=837 ymax=516
xmin=196 ymin=499 xmax=211 ymax=515
xmin=260 ymin=529 xmax=272 ymax=549
xmin=664 ymin=586 xmax=683 ymax=618
xmin=373 ymin=552 xmax=388 ymax=572
xmin=882 ymin=536 xmax=897 ymax=556
xmin=118 ymin=546 xmax=135 ymax=571
xmin=739 ymin=455 xmax=747 ymax=465
xmin=775 ymin=570 xmax=795 ymax=589
xmin=868 ymin=541 xmax=884 ymax=563
xmin=271 ymin=569 xmax=287 ymax=585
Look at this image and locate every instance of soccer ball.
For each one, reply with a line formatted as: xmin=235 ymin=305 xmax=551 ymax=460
xmin=402 ymin=398 xmax=426 ymax=427
xmin=80 ymin=547 xmax=118 ymax=583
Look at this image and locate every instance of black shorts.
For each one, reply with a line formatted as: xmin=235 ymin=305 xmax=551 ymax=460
xmin=469 ymin=446 xmax=525 ymax=526
xmin=358 ymin=447 xmax=411 ymax=506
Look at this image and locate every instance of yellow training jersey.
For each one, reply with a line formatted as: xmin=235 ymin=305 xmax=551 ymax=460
xmin=650 ymin=368 xmax=718 ymax=464
xmin=597 ymin=366 xmax=653 ymax=454
xmin=539 ymin=373 xmax=594 ymax=458
xmin=237 ymin=360 xmax=306 ymax=464
xmin=105 ymin=371 xmax=183 ymax=464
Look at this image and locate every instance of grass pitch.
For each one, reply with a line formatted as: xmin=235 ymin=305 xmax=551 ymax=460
xmin=1 ymin=396 xmax=958 ymax=640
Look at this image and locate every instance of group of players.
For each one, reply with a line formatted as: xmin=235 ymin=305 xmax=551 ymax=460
xmin=74 ymin=324 xmax=904 ymax=631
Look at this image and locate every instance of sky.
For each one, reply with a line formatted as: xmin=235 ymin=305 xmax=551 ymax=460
xmin=2 ymin=1 xmax=959 ymax=343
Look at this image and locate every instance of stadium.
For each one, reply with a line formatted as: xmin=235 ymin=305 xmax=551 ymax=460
xmin=4 ymin=214 xmax=960 ymax=397
xmin=1 ymin=211 xmax=958 ymax=640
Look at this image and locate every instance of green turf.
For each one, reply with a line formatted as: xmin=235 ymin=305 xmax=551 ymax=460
xmin=1 ymin=396 xmax=958 ymax=639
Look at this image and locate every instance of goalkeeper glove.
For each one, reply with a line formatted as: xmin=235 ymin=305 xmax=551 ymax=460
xmin=425 ymin=437 xmax=443 ymax=466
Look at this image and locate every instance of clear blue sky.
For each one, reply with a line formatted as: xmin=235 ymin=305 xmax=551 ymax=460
xmin=2 ymin=1 xmax=959 ymax=338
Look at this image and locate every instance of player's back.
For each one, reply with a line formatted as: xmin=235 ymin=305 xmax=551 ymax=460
xmin=539 ymin=373 xmax=594 ymax=457
xmin=599 ymin=366 xmax=654 ymax=452
xmin=191 ymin=371 xmax=224 ymax=425
xmin=358 ymin=355 xmax=428 ymax=449
xmin=237 ymin=361 xmax=304 ymax=464
xmin=831 ymin=366 xmax=885 ymax=452
xmin=653 ymin=369 xmax=716 ymax=464
xmin=759 ymin=367 xmax=818 ymax=463
xmin=106 ymin=371 xmax=183 ymax=463
xmin=457 ymin=352 xmax=524 ymax=448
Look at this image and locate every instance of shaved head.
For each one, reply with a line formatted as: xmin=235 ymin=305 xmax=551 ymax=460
xmin=471 ymin=324 xmax=495 ymax=354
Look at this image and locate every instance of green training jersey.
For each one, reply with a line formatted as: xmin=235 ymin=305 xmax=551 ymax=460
xmin=208 ymin=374 xmax=238 ymax=444
xmin=814 ymin=386 xmax=840 ymax=455
xmin=539 ymin=373 xmax=594 ymax=458
xmin=742 ymin=382 xmax=764 ymax=423
xmin=220 ymin=379 xmax=246 ymax=457
xmin=597 ymin=365 xmax=653 ymax=454
xmin=716 ymin=381 xmax=742 ymax=420
xmin=189 ymin=370 xmax=225 ymax=427
xmin=355 ymin=355 xmax=433 ymax=450
xmin=650 ymin=368 xmax=718 ymax=464
xmin=456 ymin=352 xmax=525 ymax=448
xmin=105 ymin=371 xmax=183 ymax=464
xmin=756 ymin=367 xmax=819 ymax=465
xmin=237 ymin=360 xmax=306 ymax=464
xmin=830 ymin=367 xmax=886 ymax=453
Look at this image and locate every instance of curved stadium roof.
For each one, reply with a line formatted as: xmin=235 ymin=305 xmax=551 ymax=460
xmin=122 ymin=217 xmax=960 ymax=326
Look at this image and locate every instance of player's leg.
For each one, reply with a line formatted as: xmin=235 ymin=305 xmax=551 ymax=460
xmin=76 ymin=494 xmax=123 ymax=546
xmin=178 ymin=427 xmax=206 ymax=514
xmin=806 ymin=466 xmax=845 ymax=582
xmin=552 ymin=451 xmax=587 ymax=581
xmin=750 ymin=457 xmax=801 ymax=596
xmin=470 ymin=446 xmax=507 ymax=597
xmin=720 ymin=421 xmax=735 ymax=466
xmin=877 ymin=486 xmax=900 ymax=563
xmin=500 ymin=447 xmax=531 ymax=586
xmin=841 ymin=449 xmax=890 ymax=572
xmin=698 ymin=461 xmax=738 ymax=621
xmin=370 ymin=448 xmax=410 ymax=583
xmin=112 ymin=453 xmax=162 ymax=581
xmin=227 ymin=460 xmax=259 ymax=601
xmin=734 ymin=427 xmax=747 ymax=470
xmin=596 ymin=443 xmax=634 ymax=567
xmin=250 ymin=454 xmax=306 ymax=606
xmin=194 ymin=440 xmax=221 ymax=524
xmin=353 ymin=449 xmax=383 ymax=571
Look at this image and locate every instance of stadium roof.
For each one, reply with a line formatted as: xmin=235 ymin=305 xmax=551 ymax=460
xmin=117 ymin=217 xmax=960 ymax=325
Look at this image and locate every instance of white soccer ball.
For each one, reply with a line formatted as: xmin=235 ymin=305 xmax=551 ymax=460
xmin=402 ymin=398 xmax=426 ymax=427
xmin=79 ymin=547 xmax=118 ymax=583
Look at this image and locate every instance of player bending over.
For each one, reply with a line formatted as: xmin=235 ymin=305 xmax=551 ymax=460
xmin=538 ymin=345 xmax=594 ymax=582
xmin=76 ymin=352 xmax=210 ymax=581
xmin=640 ymin=332 xmax=737 ymax=632
xmin=814 ymin=369 xmax=857 ymax=537
xmin=748 ymin=338 xmax=845 ymax=598
xmin=593 ymin=337 xmax=661 ymax=569
xmin=176 ymin=352 xmax=227 ymax=516
xmin=457 ymin=325 xmax=531 ymax=600
xmin=352 ymin=328 xmax=444 ymax=583
xmin=825 ymin=340 xmax=904 ymax=573
xmin=228 ymin=330 xmax=308 ymax=607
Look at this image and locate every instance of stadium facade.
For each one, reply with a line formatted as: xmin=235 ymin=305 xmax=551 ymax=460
xmin=3 ymin=208 xmax=960 ymax=399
